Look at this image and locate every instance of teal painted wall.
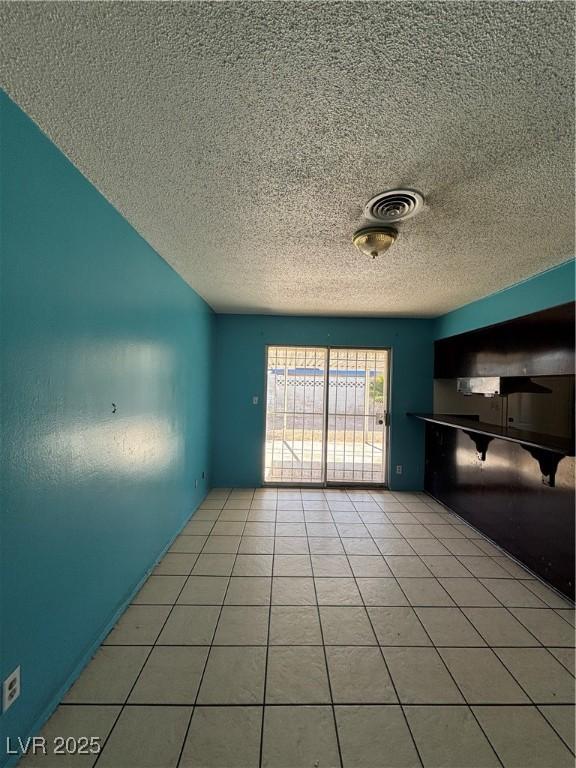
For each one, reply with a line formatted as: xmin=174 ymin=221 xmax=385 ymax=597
xmin=434 ymin=260 xmax=575 ymax=339
xmin=211 ymin=315 xmax=434 ymax=491
xmin=0 ymin=92 xmax=213 ymax=762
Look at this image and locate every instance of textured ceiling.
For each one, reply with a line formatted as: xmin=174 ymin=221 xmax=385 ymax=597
xmin=0 ymin=2 xmax=574 ymax=316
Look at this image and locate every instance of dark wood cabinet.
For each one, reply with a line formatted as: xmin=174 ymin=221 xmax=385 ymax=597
xmin=435 ymin=303 xmax=575 ymax=378
xmin=425 ymin=301 xmax=575 ymax=600
xmin=425 ymin=422 xmax=575 ymax=598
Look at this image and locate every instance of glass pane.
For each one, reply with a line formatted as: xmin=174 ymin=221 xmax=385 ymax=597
xmin=264 ymin=346 xmax=327 ymax=483
xmin=325 ymin=349 xmax=389 ymax=484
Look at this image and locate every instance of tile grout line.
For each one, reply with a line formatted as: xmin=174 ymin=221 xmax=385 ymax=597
xmin=58 ymin=700 xmax=576 ymax=708
xmin=176 ymin=493 xmax=234 ymax=766
xmin=537 ymin=706 xmax=576 ymax=757
xmin=270 ymin=490 xmax=346 ymax=766
xmin=257 ymin=496 xmax=277 ymax=768
xmin=308 ymin=539 xmax=345 ymax=768
xmin=177 ymin=491 xmax=233 ymax=763
xmin=73 ymin=641 xmax=576 ymax=653
xmin=329 ymin=494 xmax=426 ymax=768
xmin=173 ymin=487 xmax=241 ymax=768
xmin=544 ymin=649 xmax=576 ymax=678
xmin=137 ymin=575 xmax=574 ymax=590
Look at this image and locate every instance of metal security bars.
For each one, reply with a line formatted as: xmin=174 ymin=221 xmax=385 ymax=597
xmin=264 ymin=346 xmax=389 ymax=485
xmin=264 ymin=346 xmax=328 ymax=483
xmin=326 ymin=348 xmax=389 ymax=484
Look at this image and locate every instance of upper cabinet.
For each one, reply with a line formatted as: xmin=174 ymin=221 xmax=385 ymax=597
xmin=434 ymin=303 xmax=575 ymax=379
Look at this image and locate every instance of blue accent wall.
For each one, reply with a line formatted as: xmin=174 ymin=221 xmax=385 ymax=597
xmin=0 ymin=92 xmax=213 ymax=761
xmin=434 ymin=260 xmax=575 ymax=339
xmin=211 ymin=315 xmax=434 ymax=491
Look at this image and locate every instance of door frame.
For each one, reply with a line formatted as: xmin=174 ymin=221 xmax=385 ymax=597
xmin=262 ymin=344 xmax=392 ymax=488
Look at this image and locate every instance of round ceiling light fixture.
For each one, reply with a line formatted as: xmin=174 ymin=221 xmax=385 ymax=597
xmin=352 ymin=226 xmax=398 ymax=259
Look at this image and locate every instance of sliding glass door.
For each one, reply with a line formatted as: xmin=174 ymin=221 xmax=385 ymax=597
xmin=264 ymin=346 xmax=328 ymax=483
xmin=326 ymin=348 xmax=389 ymax=483
xmin=264 ymin=345 xmax=389 ymax=485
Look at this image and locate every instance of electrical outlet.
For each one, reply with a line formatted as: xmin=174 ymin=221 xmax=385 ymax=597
xmin=3 ymin=667 xmax=20 ymax=712
xmin=252 ymin=396 xmax=259 ymax=405
xmin=395 ymin=464 xmax=403 ymax=475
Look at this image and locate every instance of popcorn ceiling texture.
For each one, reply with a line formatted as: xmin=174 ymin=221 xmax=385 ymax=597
xmin=0 ymin=1 xmax=573 ymax=316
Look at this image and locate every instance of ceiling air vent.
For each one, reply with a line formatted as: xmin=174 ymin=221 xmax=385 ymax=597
xmin=364 ymin=189 xmax=424 ymax=223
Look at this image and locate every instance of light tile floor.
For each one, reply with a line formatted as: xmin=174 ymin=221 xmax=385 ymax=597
xmin=21 ymin=487 xmax=575 ymax=768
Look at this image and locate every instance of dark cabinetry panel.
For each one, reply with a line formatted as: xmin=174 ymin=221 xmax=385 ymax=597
xmin=425 ymin=423 xmax=575 ymax=598
xmin=435 ymin=303 xmax=575 ymax=378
